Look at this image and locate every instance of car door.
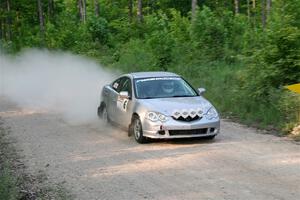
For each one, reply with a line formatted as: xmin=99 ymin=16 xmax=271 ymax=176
xmin=115 ymin=77 xmax=133 ymax=127
xmin=107 ymin=77 xmax=126 ymax=122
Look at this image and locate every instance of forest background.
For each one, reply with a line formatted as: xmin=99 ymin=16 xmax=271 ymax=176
xmin=1 ymin=0 xmax=300 ymax=135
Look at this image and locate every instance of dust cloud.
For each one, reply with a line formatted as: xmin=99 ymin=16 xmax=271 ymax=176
xmin=0 ymin=49 xmax=119 ymax=124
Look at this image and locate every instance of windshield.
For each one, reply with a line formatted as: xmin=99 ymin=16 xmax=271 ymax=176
xmin=134 ymin=77 xmax=198 ymax=99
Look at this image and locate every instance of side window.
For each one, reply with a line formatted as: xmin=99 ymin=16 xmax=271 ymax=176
xmin=119 ymin=78 xmax=132 ymax=96
xmin=111 ymin=77 xmax=124 ymax=92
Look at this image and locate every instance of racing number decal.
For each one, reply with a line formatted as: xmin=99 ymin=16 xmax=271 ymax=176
xmin=123 ymin=99 xmax=129 ymax=111
xmin=117 ymin=98 xmax=129 ymax=112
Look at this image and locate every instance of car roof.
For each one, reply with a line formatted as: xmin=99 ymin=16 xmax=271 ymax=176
xmin=127 ymin=71 xmax=180 ymax=79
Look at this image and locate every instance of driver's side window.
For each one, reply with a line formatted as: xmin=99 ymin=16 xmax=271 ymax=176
xmin=112 ymin=77 xmax=132 ymax=97
xmin=119 ymin=78 xmax=132 ymax=97
xmin=112 ymin=77 xmax=125 ymax=92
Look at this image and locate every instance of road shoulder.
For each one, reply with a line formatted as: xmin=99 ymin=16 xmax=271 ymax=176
xmin=0 ymin=117 xmax=72 ymax=200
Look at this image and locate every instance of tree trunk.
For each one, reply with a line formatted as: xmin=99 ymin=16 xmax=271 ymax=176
xmin=191 ymin=0 xmax=197 ymax=20
xmin=234 ymin=0 xmax=239 ymax=15
xmin=137 ymin=0 xmax=143 ymax=22
xmin=83 ymin=0 xmax=86 ymax=22
xmin=192 ymin=0 xmax=198 ymax=20
xmin=266 ymin=0 xmax=271 ymax=17
xmin=78 ymin=0 xmax=82 ymax=21
xmin=37 ymin=0 xmax=45 ymax=44
xmin=252 ymin=0 xmax=256 ymax=27
xmin=128 ymin=0 xmax=133 ymax=21
xmin=48 ymin=0 xmax=54 ymax=19
xmin=0 ymin=19 xmax=2 ymax=40
xmin=247 ymin=0 xmax=250 ymax=21
xmin=6 ymin=0 xmax=12 ymax=41
xmin=78 ymin=0 xmax=86 ymax=23
xmin=261 ymin=0 xmax=266 ymax=29
xmin=94 ymin=0 xmax=100 ymax=17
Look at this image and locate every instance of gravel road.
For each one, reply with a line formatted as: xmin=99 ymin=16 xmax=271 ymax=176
xmin=1 ymin=96 xmax=300 ymax=200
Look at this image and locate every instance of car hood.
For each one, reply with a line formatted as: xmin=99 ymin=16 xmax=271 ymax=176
xmin=138 ymin=96 xmax=213 ymax=116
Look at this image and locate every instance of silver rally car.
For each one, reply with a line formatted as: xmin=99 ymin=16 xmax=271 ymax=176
xmin=98 ymin=72 xmax=220 ymax=143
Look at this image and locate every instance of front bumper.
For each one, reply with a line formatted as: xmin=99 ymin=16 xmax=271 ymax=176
xmin=141 ymin=116 xmax=220 ymax=139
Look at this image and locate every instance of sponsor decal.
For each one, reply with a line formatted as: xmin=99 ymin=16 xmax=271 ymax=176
xmin=113 ymin=82 xmax=119 ymax=89
xmin=172 ymin=110 xmax=181 ymax=119
xmin=136 ymin=77 xmax=180 ymax=83
xmin=172 ymin=108 xmax=204 ymax=119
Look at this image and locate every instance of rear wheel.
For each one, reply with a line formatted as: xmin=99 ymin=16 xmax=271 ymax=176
xmin=102 ymin=106 xmax=109 ymax=124
xmin=97 ymin=106 xmax=102 ymax=118
xmin=132 ymin=116 xmax=147 ymax=144
xmin=98 ymin=104 xmax=109 ymax=124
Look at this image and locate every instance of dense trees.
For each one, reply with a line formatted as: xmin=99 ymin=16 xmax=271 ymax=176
xmin=0 ymin=0 xmax=299 ymax=133
xmin=0 ymin=0 xmax=279 ymax=44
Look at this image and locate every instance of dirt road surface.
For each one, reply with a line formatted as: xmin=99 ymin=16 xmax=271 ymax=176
xmin=1 ymin=96 xmax=300 ymax=200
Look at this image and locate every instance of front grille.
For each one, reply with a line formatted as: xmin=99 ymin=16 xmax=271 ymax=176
xmin=169 ymin=128 xmax=208 ymax=136
xmin=158 ymin=130 xmax=165 ymax=135
xmin=172 ymin=116 xmax=201 ymax=122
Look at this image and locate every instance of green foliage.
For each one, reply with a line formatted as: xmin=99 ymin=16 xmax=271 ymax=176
xmin=88 ymin=16 xmax=109 ymax=44
xmin=221 ymin=11 xmax=247 ymax=62
xmin=191 ymin=6 xmax=226 ymax=61
xmin=168 ymin=9 xmax=190 ymax=44
xmin=97 ymin=0 xmax=128 ymax=21
xmin=108 ymin=18 xmax=139 ymax=47
xmin=116 ymin=39 xmax=157 ymax=72
xmin=153 ymin=0 xmax=191 ymax=16
xmin=242 ymin=0 xmax=300 ymax=100
xmin=144 ymin=13 xmax=174 ymax=70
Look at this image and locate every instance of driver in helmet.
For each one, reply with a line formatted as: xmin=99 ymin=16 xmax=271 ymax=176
xmin=161 ymin=80 xmax=175 ymax=96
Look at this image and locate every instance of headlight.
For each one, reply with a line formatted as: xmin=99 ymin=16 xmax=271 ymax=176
xmin=205 ymin=107 xmax=218 ymax=120
xmin=146 ymin=112 xmax=168 ymax=122
xmin=158 ymin=114 xmax=168 ymax=122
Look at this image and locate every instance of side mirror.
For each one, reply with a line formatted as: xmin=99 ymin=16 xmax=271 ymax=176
xmin=119 ymin=91 xmax=130 ymax=99
xmin=197 ymin=88 xmax=206 ymax=95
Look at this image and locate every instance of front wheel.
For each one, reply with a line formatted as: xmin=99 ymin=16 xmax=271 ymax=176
xmin=132 ymin=117 xmax=147 ymax=144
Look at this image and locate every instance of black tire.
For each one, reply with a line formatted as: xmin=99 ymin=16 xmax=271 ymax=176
xmin=97 ymin=102 xmax=105 ymax=118
xmin=132 ymin=116 xmax=147 ymax=144
xmin=128 ymin=123 xmax=133 ymax=137
xmin=98 ymin=104 xmax=110 ymax=124
xmin=97 ymin=106 xmax=102 ymax=118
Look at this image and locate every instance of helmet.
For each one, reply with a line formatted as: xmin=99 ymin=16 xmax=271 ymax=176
xmin=161 ymin=81 xmax=175 ymax=94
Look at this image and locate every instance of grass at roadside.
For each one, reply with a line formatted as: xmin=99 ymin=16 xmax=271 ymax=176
xmin=0 ymin=118 xmax=72 ymax=200
xmin=179 ymin=62 xmax=285 ymax=130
